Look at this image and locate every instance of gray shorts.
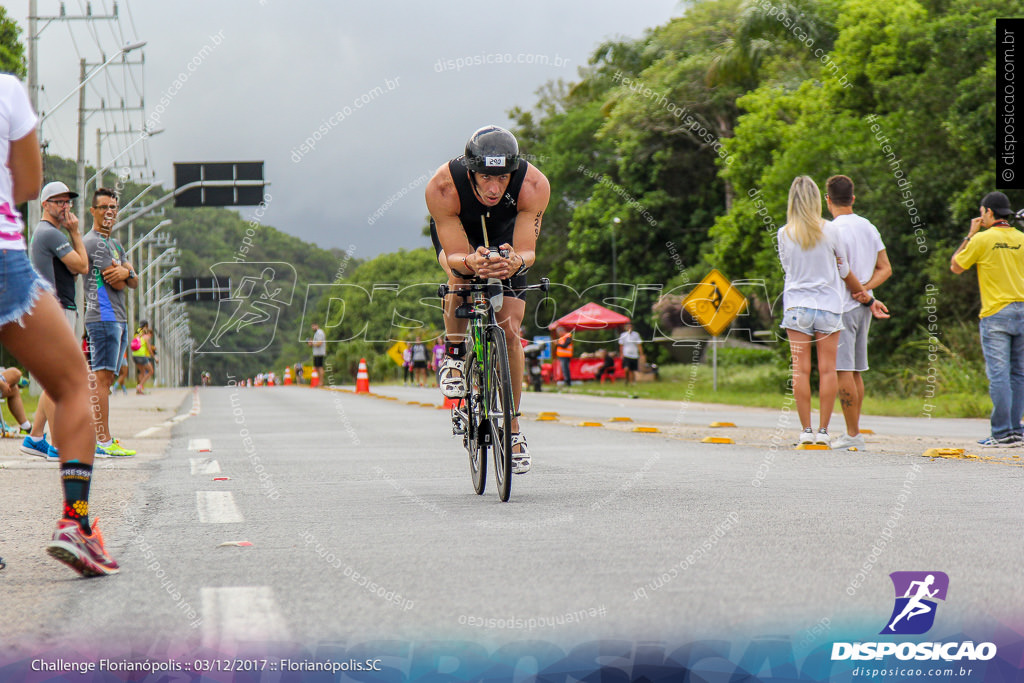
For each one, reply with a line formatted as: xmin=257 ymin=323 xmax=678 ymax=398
xmin=837 ymin=305 xmax=872 ymax=372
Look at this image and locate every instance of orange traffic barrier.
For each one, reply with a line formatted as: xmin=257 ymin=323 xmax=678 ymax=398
xmin=443 ymin=395 xmax=462 ymax=409
xmin=355 ymin=358 xmax=370 ymax=393
xmin=284 ymin=366 xmax=292 ymax=385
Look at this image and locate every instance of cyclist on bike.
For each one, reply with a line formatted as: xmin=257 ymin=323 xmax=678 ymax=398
xmin=426 ymin=125 xmax=550 ymax=474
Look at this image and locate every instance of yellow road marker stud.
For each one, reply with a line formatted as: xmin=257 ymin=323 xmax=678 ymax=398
xmin=796 ymin=443 xmax=829 ymax=450
xmin=860 ymin=429 xmax=875 ymax=435
xmin=610 ymin=417 xmax=633 ymax=422
xmin=579 ymin=421 xmax=603 ymax=427
xmin=923 ymin=448 xmax=965 ymax=457
xmin=537 ymin=415 xmax=559 ymax=421
xmin=709 ymin=421 xmax=736 ymax=428
xmin=406 ymin=401 xmax=422 ymax=405
xmin=634 ymin=426 xmax=660 ymax=433
xmin=702 ymin=436 xmax=734 ymax=444
xmin=538 ymin=411 xmax=559 ymax=419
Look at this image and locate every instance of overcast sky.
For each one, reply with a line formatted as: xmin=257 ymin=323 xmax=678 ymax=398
xmin=13 ymin=1 xmax=682 ymax=258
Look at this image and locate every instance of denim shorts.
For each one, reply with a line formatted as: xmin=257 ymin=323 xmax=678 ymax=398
xmin=780 ymin=307 xmax=844 ymax=336
xmin=0 ymin=249 xmax=53 ymax=328
xmin=86 ymin=321 xmax=129 ymax=373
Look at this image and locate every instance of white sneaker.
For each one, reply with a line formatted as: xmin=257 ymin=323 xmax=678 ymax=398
xmin=815 ymin=429 xmax=831 ymax=446
xmin=438 ymin=356 xmax=466 ymax=398
xmin=832 ymin=432 xmax=866 ymax=451
xmin=798 ymin=429 xmax=815 ymax=444
xmin=511 ymin=433 xmax=530 ymax=474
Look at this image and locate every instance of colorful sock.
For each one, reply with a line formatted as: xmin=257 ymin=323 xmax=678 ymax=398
xmin=61 ymin=461 xmax=93 ymax=535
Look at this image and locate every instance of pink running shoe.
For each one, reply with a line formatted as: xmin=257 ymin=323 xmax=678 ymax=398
xmin=46 ymin=519 xmax=120 ymax=577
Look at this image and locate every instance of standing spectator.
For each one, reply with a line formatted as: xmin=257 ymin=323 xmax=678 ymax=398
xmin=402 ymin=345 xmax=412 ymax=385
xmin=22 ymin=180 xmax=88 ymax=458
xmin=83 ymin=187 xmax=138 ymax=457
xmin=777 ymin=176 xmax=875 ymax=446
xmin=554 ymin=325 xmax=573 ymax=387
xmin=951 ymin=191 xmax=1024 ymax=447
xmin=112 ymin=350 xmax=129 ymax=395
xmin=0 ymin=366 xmax=32 ymax=432
xmin=826 ymin=175 xmax=892 ymax=450
xmin=410 ymin=335 xmax=428 ymax=387
xmin=130 ymin=319 xmax=155 ymax=394
xmin=431 ymin=335 xmax=445 ymax=385
xmin=0 ymin=74 xmax=119 ymax=576
xmin=308 ymin=322 xmax=326 ymax=385
xmin=293 ymin=361 xmax=304 ymax=385
xmin=618 ymin=322 xmax=645 ymax=385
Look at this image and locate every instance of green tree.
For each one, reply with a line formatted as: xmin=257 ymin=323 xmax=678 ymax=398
xmin=0 ymin=7 xmax=26 ymax=78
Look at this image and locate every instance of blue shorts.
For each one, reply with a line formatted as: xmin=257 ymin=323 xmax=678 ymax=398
xmin=0 ymin=249 xmax=52 ymax=328
xmin=780 ymin=307 xmax=843 ymax=336
xmin=86 ymin=321 xmax=129 ymax=373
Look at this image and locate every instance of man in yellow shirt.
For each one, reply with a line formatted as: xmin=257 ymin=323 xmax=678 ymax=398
xmin=951 ymin=191 xmax=1024 ymax=447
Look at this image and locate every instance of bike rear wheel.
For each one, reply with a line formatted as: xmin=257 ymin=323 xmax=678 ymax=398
xmin=464 ymin=348 xmax=487 ymax=495
xmin=486 ymin=327 xmax=514 ymax=502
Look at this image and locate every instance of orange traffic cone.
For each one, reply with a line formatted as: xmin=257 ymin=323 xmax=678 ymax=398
xmin=355 ymin=358 xmax=370 ymax=394
xmin=310 ymin=368 xmax=320 ymax=388
xmin=443 ymin=395 xmax=462 ymax=409
xmin=284 ymin=366 xmax=292 ymax=385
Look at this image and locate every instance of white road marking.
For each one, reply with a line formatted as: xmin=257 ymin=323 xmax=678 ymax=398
xmin=188 ymin=438 xmax=212 ymax=452
xmin=190 ymin=458 xmax=221 ymax=475
xmin=134 ymin=426 xmax=163 ymax=438
xmin=196 ymin=491 xmax=243 ymax=523
xmin=200 ymin=586 xmax=289 ymax=649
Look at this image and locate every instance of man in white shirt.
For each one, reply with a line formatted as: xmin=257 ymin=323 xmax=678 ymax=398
xmin=618 ymin=322 xmax=644 ymax=385
xmin=826 ymin=175 xmax=892 ymax=450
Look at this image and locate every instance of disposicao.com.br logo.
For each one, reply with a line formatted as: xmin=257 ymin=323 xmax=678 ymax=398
xmin=831 ymin=571 xmax=997 ymax=663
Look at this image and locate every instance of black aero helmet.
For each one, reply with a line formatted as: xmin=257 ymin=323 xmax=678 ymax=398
xmin=464 ymin=125 xmax=521 ymax=175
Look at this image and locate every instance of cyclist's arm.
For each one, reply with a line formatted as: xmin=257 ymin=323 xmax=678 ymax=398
xmin=508 ymin=165 xmax=551 ymax=273
xmin=425 ymin=164 xmax=478 ymax=277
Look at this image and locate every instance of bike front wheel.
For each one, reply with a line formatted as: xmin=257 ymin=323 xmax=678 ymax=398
xmin=486 ymin=326 xmax=514 ymax=502
xmin=464 ymin=348 xmax=487 ymax=495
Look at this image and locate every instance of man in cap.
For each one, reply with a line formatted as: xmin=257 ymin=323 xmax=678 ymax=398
xmin=425 ymin=125 xmax=550 ymax=473
xmin=21 ymin=181 xmax=88 ymax=459
xmin=951 ymin=191 xmax=1024 ymax=447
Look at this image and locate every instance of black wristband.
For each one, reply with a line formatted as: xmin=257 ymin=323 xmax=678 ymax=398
xmin=862 ymin=297 xmax=875 ymax=307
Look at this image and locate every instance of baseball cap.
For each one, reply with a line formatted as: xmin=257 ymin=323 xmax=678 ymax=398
xmin=40 ymin=181 xmax=79 ymax=203
xmin=981 ymin=191 xmax=1013 ymax=218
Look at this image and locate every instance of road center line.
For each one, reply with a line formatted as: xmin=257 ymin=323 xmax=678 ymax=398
xmin=190 ymin=458 xmax=221 ymax=475
xmin=196 ymin=491 xmax=244 ymax=523
xmin=200 ymin=586 xmax=289 ymax=650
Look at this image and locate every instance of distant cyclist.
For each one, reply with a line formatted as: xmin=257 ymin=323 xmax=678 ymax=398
xmin=425 ymin=125 xmax=551 ymax=473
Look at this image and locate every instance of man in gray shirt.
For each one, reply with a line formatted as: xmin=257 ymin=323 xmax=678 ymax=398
xmin=83 ymin=188 xmax=138 ymax=457
xmin=21 ymin=181 xmax=88 ymax=459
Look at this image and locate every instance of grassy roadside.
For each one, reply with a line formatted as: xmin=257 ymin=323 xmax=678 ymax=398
xmin=552 ymin=363 xmax=989 ymax=419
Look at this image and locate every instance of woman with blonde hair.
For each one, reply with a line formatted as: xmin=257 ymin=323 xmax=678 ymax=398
xmin=777 ymin=176 xmax=870 ymax=446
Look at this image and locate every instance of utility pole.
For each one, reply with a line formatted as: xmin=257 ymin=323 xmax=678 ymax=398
xmin=25 ymin=1 xmax=120 ymax=241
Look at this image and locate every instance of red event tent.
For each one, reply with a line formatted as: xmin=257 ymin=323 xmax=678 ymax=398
xmin=548 ymin=302 xmax=631 ymax=331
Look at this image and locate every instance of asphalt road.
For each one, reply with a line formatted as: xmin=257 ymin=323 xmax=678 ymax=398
xmin=2 ymin=383 xmax=1021 ymax=668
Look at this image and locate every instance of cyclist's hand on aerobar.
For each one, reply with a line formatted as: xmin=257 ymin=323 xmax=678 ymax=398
xmin=472 ymin=244 xmax=514 ymax=279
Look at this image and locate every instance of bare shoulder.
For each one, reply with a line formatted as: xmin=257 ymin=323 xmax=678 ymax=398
xmin=425 ymin=162 xmax=459 ymax=216
xmin=518 ymin=163 xmax=550 ymax=212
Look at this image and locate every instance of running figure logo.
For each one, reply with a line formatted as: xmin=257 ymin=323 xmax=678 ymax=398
xmin=197 ymin=262 xmax=296 ymax=354
xmin=880 ymin=571 xmax=949 ymax=635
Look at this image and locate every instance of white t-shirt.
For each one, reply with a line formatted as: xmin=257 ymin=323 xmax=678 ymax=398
xmin=0 ymin=75 xmax=38 ymax=250
xmin=777 ymin=220 xmax=850 ymax=314
xmin=832 ymin=213 xmax=885 ymax=313
xmin=312 ymin=328 xmax=327 ymax=356
xmin=618 ymin=330 xmax=642 ymax=359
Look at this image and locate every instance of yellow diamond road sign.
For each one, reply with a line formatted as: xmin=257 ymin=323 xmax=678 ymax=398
xmin=681 ymin=269 xmax=748 ymax=337
xmin=387 ymin=341 xmax=408 ymax=366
